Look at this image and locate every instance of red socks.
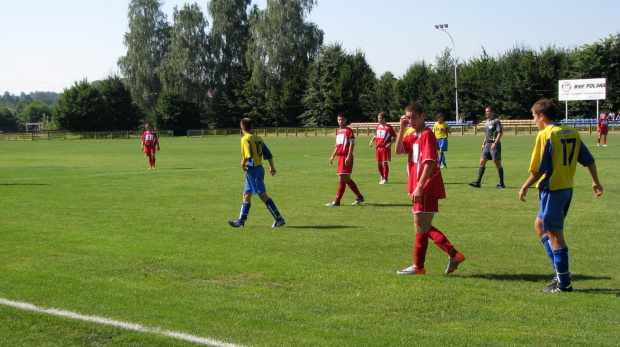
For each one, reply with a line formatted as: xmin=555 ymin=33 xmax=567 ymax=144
xmin=346 ymin=180 xmax=362 ymax=198
xmin=335 ymin=182 xmax=346 ymax=203
xmin=414 ymin=232 xmax=429 ymax=269
xmin=428 ymin=227 xmax=457 ymax=258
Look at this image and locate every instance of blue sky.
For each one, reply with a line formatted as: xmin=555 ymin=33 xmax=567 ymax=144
xmin=1 ymin=0 xmax=618 ymax=95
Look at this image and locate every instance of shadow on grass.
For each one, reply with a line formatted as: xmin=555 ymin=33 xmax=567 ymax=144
xmin=574 ymin=288 xmax=620 ymax=296
xmin=466 ymin=273 xmax=611 ymax=282
xmin=466 ymin=273 xmax=619 ymax=296
xmin=0 ymin=183 xmax=49 ymax=186
xmin=287 ymin=225 xmax=356 ymax=230
xmin=366 ymin=203 xmax=412 ymax=207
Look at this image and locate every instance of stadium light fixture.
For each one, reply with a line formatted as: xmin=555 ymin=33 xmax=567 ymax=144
xmin=435 ymin=23 xmax=459 ymax=122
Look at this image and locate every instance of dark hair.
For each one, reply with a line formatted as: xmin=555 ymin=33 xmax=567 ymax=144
xmin=406 ymin=102 xmax=424 ymax=115
xmin=437 ymin=113 xmax=444 ymax=119
xmin=531 ymin=99 xmax=557 ymax=120
xmin=486 ymin=105 xmax=496 ymax=113
xmin=336 ymin=113 xmax=347 ymax=119
xmin=378 ymin=112 xmax=387 ymax=119
xmin=240 ymin=117 xmax=252 ymax=131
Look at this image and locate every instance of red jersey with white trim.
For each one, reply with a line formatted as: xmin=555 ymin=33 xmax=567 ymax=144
xmin=402 ymin=127 xmax=446 ymax=198
xmin=598 ymin=117 xmax=608 ymax=130
xmin=335 ymin=127 xmax=355 ymax=156
xmin=141 ymin=131 xmax=158 ymax=146
xmin=374 ymin=124 xmax=397 ymax=148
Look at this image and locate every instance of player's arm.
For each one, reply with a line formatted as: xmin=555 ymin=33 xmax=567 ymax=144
xmin=386 ymin=127 xmax=396 ymax=148
xmin=345 ymin=140 xmax=354 ymax=165
xmin=241 ymin=157 xmax=249 ymax=171
xmin=395 ymin=115 xmax=408 ymax=155
xmin=586 ymin=163 xmax=603 ymax=197
xmin=267 ymin=158 xmax=276 ymax=177
xmin=519 ymin=171 xmax=543 ymax=202
xmin=329 ymin=147 xmax=337 ymax=164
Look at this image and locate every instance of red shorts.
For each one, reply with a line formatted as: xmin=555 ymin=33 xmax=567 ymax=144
xmin=598 ymin=127 xmax=608 ymax=136
xmin=144 ymin=146 xmax=156 ymax=156
xmin=412 ymin=194 xmax=439 ymax=214
xmin=375 ymin=147 xmax=391 ymax=163
xmin=337 ymin=155 xmax=353 ymax=175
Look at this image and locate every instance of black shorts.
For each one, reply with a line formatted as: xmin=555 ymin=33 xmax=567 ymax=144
xmin=481 ymin=142 xmax=501 ymax=161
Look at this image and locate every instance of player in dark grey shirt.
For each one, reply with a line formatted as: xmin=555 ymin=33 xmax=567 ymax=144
xmin=469 ymin=105 xmax=505 ymax=188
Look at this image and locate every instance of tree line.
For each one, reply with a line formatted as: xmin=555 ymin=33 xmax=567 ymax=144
xmin=1 ymin=0 xmax=618 ymax=134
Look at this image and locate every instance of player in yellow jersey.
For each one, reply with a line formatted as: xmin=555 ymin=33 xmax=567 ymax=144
xmin=432 ymin=113 xmax=451 ymax=168
xmin=519 ymin=100 xmax=602 ymax=293
xmin=227 ymin=118 xmax=285 ymax=228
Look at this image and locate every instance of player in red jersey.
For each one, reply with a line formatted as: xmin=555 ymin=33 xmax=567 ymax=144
xmin=395 ymin=102 xmax=465 ymax=275
xmin=369 ymin=112 xmax=397 ymax=184
xmin=141 ymin=123 xmax=160 ymax=169
xmin=326 ymin=114 xmax=365 ymax=206
xmin=597 ymin=112 xmax=609 ymax=147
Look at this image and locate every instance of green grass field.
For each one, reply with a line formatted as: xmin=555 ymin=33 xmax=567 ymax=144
xmin=1 ymin=134 xmax=618 ymax=346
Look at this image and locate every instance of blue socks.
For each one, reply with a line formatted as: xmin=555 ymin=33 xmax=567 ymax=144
xmin=552 ymin=247 xmax=571 ymax=288
xmin=541 ymin=235 xmax=555 ymax=269
xmin=265 ymin=198 xmax=282 ymax=220
xmin=238 ymin=202 xmax=250 ymax=223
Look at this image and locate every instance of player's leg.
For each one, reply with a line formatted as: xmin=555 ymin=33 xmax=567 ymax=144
xmin=469 ymin=158 xmax=487 ymax=187
xmin=377 ymin=163 xmax=385 ymax=182
xmin=383 ymin=163 xmax=390 ymax=183
xmin=536 ymin=218 xmax=555 ymax=270
xmin=494 ymin=160 xmax=505 ymax=188
xmin=397 ymin=211 xmax=431 ymax=275
xmin=259 ymin=192 xmax=285 ymax=227
xmin=546 ymin=229 xmax=572 ymax=292
xmin=540 ymin=189 xmax=573 ymax=292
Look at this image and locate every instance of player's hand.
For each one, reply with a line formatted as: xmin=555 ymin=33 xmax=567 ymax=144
xmin=345 ymin=156 xmax=351 ymax=165
xmin=400 ymin=115 xmax=409 ymax=128
xmin=519 ymin=186 xmax=528 ymax=202
xmin=411 ymin=186 xmax=422 ymax=203
xmin=329 ymin=156 xmax=334 ymax=164
xmin=270 ymin=168 xmax=276 ymax=177
xmin=593 ymin=182 xmax=603 ymax=197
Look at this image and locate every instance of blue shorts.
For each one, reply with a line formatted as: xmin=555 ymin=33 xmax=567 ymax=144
xmin=537 ymin=189 xmax=573 ymax=231
xmin=244 ymin=166 xmax=266 ymax=194
xmin=437 ymin=138 xmax=448 ymax=151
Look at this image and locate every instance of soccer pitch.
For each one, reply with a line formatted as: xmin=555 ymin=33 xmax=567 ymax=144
xmin=1 ymin=135 xmax=618 ymax=346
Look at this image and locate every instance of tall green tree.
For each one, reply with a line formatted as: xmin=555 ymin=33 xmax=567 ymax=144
xmin=53 ymin=80 xmax=106 ymax=132
xmin=99 ymin=76 xmax=144 ymax=130
xmin=158 ymin=3 xmax=210 ymax=103
xmin=206 ymin=0 xmax=252 ymax=128
xmin=375 ymin=72 xmax=398 ymax=119
xmin=394 ymin=60 xmax=435 ymax=115
xmin=569 ymin=34 xmax=620 ymax=117
xmin=19 ymin=101 xmax=51 ymax=124
xmin=245 ymin=0 xmax=323 ymax=125
xmin=118 ymin=0 xmax=170 ymax=120
xmin=155 ymin=91 xmax=203 ymax=135
xmin=0 ymin=107 xmax=19 ymax=132
xmin=301 ymin=44 xmax=377 ymax=126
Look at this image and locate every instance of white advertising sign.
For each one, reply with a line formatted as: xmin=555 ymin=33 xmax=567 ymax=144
xmin=558 ymin=78 xmax=606 ymax=101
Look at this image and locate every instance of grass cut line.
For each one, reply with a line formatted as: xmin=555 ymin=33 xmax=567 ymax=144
xmin=0 ymin=298 xmax=244 ymax=347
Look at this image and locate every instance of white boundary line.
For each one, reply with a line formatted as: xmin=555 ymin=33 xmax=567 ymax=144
xmin=0 ymin=298 xmax=244 ymax=347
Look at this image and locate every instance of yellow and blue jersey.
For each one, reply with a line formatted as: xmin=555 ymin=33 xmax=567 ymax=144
xmin=529 ymin=124 xmax=594 ymax=191
xmin=432 ymin=121 xmax=450 ymax=139
xmin=241 ymin=133 xmax=273 ymax=168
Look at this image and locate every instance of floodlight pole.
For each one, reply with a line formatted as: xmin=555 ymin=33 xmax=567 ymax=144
xmin=435 ymin=24 xmax=459 ymax=122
